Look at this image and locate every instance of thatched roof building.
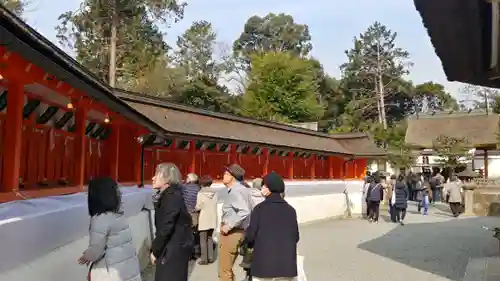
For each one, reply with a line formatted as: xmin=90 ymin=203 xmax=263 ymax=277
xmin=405 ymin=112 xmax=500 ymax=149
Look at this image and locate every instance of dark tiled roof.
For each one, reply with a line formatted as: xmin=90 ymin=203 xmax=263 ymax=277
xmin=330 ymin=132 xmax=387 ymax=157
xmin=405 ymin=113 xmax=500 ymax=148
xmin=116 ymin=91 xmax=354 ymax=155
xmin=413 ymin=0 xmax=496 ymax=87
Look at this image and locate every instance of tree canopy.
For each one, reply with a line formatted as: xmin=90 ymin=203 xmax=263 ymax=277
xmin=2 ymin=0 xmax=25 ymax=16
xmin=51 ymin=7 xmax=476 ymax=169
xmin=233 ymin=13 xmax=312 ymax=67
xmin=241 ymin=52 xmax=323 ymax=122
xmin=56 ymin=0 xmax=185 ymax=86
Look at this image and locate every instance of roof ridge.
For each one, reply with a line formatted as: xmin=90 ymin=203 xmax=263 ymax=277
xmin=114 ymin=89 xmax=338 ymax=139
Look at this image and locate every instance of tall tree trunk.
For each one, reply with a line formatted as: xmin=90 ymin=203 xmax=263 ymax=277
xmin=109 ymin=0 xmax=118 ymax=88
xmin=374 ymin=74 xmax=382 ymax=124
xmin=376 ymin=92 xmax=382 ymax=124
xmin=378 ymin=74 xmax=387 ymax=129
xmin=375 ymin=37 xmax=387 ymax=130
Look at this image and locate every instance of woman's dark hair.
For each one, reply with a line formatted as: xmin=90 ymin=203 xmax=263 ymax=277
xmin=200 ymin=175 xmax=213 ymax=187
xmin=88 ymin=177 xmax=122 ymax=216
xmin=397 ymin=174 xmax=405 ymax=182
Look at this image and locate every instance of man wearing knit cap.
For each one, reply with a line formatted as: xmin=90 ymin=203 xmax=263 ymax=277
xmin=244 ymin=171 xmax=299 ymax=281
xmin=219 ymin=163 xmax=253 ymax=281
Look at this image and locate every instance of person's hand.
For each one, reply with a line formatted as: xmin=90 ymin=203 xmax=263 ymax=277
xmin=220 ymin=225 xmax=230 ymax=235
xmin=150 ymin=253 xmax=156 ymax=265
xmin=78 ymin=255 xmax=90 ymax=266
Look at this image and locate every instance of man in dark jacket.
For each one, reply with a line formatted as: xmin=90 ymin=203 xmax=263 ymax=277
xmin=245 ymin=171 xmax=299 ymax=281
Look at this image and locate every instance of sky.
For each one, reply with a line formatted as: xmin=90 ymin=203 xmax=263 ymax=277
xmin=22 ymin=0 xmax=468 ymax=98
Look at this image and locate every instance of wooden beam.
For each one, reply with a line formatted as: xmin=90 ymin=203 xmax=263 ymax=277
xmin=189 ymin=140 xmax=196 ymax=173
xmin=484 ymin=149 xmax=489 ymax=179
xmin=108 ymin=121 xmax=120 ymax=181
xmin=328 ymin=156 xmax=334 ymax=179
xmin=0 ymin=48 xmax=113 ymax=115
xmin=310 ymin=154 xmax=316 ymax=179
xmin=73 ymin=99 xmax=89 ymax=187
xmin=230 ymin=144 xmax=238 ymax=164
xmin=262 ymin=147 xmax=269 ymax=175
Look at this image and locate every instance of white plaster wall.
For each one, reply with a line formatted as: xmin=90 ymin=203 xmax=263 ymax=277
xmin=414 ymin=154 xmax=500 ymax=179
xmin=0 ymin=182 xmax=363 ymax=281
xmin=368 ymin=160 xmax=396 ymax=175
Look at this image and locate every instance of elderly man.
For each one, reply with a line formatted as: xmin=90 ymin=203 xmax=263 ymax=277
xmin=219 ymin=164 xmax=253 ymax=281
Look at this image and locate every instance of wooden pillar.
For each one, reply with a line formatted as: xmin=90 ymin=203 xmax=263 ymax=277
xmin=132 ymin=128 xmax=144 ymax=183
xmin=108 ymin=121 xmax=120 ymax=181
xmin=484 ymin=149 xmax=489 ymax=179
xmin=189 ymin=140 xmax=196 ymax=173
xmin=353 ymin=159 xmax=358 ymax=179
xmin=288 ymin=152 xmax=294 ymax=180
xmin=2 ymin=81 xmax=24 ymax=192
xmin=310 ymin=154 xmax=316 ymax=179
xmin=328 ymin=156 xmax=334 ymax=179
xmin=73 ymin=100 xmax=89 ymax=187
xmin=230 ymin=144 xmax=238 ymax=164
xmin=263 ymin=148 xmax=269 ymax=175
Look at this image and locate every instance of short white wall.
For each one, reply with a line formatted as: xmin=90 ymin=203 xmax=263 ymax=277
xmin=0 ymin=181 xmax=363 ymax=281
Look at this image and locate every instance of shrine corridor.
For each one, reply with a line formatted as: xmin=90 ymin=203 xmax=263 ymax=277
xmin=143 ymin=203 xmax=498 ymax=281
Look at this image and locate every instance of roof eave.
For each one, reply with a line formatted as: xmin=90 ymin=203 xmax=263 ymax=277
xmin=0 ymin=6 xmax=164 ymax=135
xmin=413 ymin=0 xmax=490 ymax=85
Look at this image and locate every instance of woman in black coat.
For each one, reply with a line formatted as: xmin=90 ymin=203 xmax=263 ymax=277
xmin=393 ymin=174 xmax=409 ymax=225
xmin=245 ymin=171 xmax=299 ymax=280
xmin=150 ymin=163 xmax=194 ymax=281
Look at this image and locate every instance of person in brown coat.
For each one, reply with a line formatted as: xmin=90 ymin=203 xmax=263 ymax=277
xmin=445 ymin=175 xmax=463 ymax=217
xmin=195 ymin=176 xmax=218 ymax=265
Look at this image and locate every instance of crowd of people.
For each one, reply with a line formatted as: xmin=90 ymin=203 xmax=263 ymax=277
xmin=80 ymin=163 xmax=301 ymax=281
xmin=362 ymin=168 xmax=465 ymax=225
xmin=77 ymin=162 xmax=467 ymax=281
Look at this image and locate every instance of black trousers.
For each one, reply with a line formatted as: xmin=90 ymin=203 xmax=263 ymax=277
xmin=191 ymin=228 xmax=200 ymax=259
xmin=367 ymin=201 xmax=380 ymax=221
xmin=199 ymin=229 xmax=214 ymax=262
xmin=395 ymin=207 xmax=407 ymax=222
xmin=389 ymin=204 xmax=397 ymax=222
xmin=449 ymin=202 xmax=461 ymax=216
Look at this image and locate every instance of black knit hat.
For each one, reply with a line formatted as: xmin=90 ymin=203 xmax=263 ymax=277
xmin=225 ymin=164 xmax=245 ymax=181
xmin=263 ymin=171 xmax=285 ymax=193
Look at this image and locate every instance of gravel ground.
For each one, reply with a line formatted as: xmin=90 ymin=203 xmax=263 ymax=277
xmin=143 ymin=202 xmax=499 ymax=281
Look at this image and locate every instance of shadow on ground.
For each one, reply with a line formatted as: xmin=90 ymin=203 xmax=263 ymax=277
xmin=358 ymin=215 xmax=499 ymax=280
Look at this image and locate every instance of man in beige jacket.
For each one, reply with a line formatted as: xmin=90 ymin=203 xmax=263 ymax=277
xmin=445 ymin=175 xmax=463 ymax=217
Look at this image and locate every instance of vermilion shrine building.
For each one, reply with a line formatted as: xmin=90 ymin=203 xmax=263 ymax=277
xmin=0 ymin=6 xmax=384 ymax=203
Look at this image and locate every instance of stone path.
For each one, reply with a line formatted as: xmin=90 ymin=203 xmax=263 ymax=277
xmin=143 ymin=202 xmax=499 ymax=281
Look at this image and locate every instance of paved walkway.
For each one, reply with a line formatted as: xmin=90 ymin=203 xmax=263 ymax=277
xmin=143 ymin=203 xmax=499 ymax=281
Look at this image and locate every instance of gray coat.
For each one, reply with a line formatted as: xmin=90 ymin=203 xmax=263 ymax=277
xmin=446 ymin=181 xmax=463 ymax=203
xmin=83 ymin=212 xmax=142 ymax=281
xmin=221 ymin=182 xmax=253 ymax=230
